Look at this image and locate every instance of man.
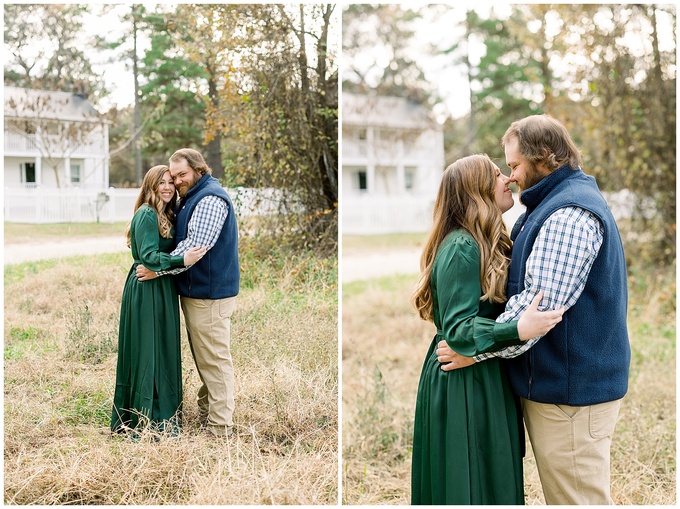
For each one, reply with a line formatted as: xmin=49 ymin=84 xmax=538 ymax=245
xmin=137 ymin=148 xmax=239 ymax=438
xmin=438 ymin=115 xmax=630 ymax=504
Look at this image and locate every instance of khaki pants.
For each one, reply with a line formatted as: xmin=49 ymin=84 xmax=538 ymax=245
xmin=181 ymin=296 xmax=237 ymax=429
xmin=522 ymin=398 xmax=623 ymax=505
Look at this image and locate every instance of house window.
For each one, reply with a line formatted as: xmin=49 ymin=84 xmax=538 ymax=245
xmin=358 ymin=128 xmax=367 ymax=141
xmin=404 ymin=167 xmax=416 ymax=191
xmin=356 ymin=170 xmax=367 ymax=191
xmin=70 ymin=163 xmax=81 ymax=184
xmin=45 ymin=121 xmax=59 ymax=136
xmin=21 ymin=163 xmax=36 ymax=184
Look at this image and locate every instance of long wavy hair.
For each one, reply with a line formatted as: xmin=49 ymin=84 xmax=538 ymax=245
xmin=412 ymin=154 xmax=513 ymax=322
xmin=125 ymin=165 xmax=177 ymax=248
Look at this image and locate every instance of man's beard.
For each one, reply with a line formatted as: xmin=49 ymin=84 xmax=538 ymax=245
xmin=178 ymin=173 xmax=201 ymax=197
xmin=518 ymin=161 xmax=548 ymax=201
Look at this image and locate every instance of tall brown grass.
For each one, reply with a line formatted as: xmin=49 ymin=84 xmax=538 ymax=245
xmin=4 ymin=245 xmax=338 ymax=505
xmin=342 ymin=257 xmax=675 ymax=505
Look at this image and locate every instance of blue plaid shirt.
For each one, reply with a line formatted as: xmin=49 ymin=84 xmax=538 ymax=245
xmin=474 ymin=206 xmax=604 ymax=361
xmin=157 ymin=195 xmax=228 ymax=276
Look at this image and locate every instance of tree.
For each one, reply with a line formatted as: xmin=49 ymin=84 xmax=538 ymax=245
xmin=551 ymin=4 xmax=676 ymax=261
xmin=167 ymin=4 xmax=234 ymax=181
xmin=137 ymin=10 xmax=207 ymax=166
xmin=342 ymin=4 xmax=436 ymax=106
xmin=458 ymin=7 xmax=545 ymax=159
xmin=4 ymin=4 xmax=107 ymax=100
xmin=175 ymin=4 xmax=339 ymax=253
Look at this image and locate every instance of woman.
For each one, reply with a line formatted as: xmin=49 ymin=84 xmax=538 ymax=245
xmin=111 ymin=165 xmax=206 ymax=436
xmin=410 ymin=154 xmax=564 ymax=504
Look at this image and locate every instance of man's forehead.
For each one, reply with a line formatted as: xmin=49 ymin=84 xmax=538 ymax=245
xmin=169 ymin=158 xmax=190 ymax=173
xmin=504 ymin=138 xmax=520 ymax=164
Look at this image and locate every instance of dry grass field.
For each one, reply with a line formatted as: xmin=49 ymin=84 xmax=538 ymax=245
xmin=342 ymin=234 xmax=676 ymax=505
xmin=4 ymin=232 xmax=338 ymax=505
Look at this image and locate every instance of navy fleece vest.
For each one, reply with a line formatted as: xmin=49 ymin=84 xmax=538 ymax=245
xmin=506 ymin=165 xmax=630 ymax=406
xmin=174 ymin=174 xmax=239 ymax=299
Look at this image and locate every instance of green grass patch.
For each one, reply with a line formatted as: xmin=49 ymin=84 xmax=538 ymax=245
xmin=5 ymin=326 xmax=53 ymax=360
xmin=342 ymin=233 xmax=426 ymax=254
xmin=4 ymin=251 xmax=131 ymax=285
xmin=5 ymin=222 xmax=128 ymax=243
xmin=56 ymin=389 xmax=112 ymax=427
xmin=4 ymin=259 xmax=60 ymax=286
xmin=343 ymin=273 xmax=416 ymax=299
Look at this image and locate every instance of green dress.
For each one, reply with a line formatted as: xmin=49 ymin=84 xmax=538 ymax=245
xmin=411 ymin=230 xmax=525 ymax=505
xmin=111 ymin=205 xmax=186 ymax=435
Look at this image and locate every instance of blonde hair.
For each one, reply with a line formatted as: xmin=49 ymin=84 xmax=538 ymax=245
xmin=502 ymin=114 xmax=582 ymax=171
xmin=125 ymin=165 xmax=177 ymax=248
xmin=412 ymin=154 xmax=512 ymax=322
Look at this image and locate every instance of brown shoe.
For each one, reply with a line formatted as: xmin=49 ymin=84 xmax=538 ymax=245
xmin=205 ymin=424 xmax=233 ymax=438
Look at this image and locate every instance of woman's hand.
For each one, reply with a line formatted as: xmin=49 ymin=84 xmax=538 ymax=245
xmin=436 ymin=340 xmax=476 ymax=371
xmin=517 ymin=291 xmax=566 ymax=341
xmin=184 ymin=246 xmax=208 ymax=266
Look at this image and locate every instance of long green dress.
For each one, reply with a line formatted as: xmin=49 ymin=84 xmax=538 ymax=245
xmin=411 ymin=230 xmax=525 ymax=505
xmin=111 ymin=204 xmax=186 ymax=435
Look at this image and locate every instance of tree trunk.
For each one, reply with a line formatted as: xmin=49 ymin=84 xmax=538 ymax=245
xmin=132 ymin=5 xmax=143 ymax=185
xmin=316 ymin=5 xmax=338 ymax=207
xmin=205 ymin=74 xmax=224 ymax=181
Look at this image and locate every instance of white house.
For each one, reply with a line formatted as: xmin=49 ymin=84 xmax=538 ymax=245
xmin=342 ymin=93 xmax=445 ymax=234
xmin=4 ymin=86 xmax=110 ymax=189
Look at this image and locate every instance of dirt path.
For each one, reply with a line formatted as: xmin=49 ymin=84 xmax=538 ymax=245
xmin=4 ymin=236 xmax=128 ymax=265
xmin=342 ymin=248 xmax=420 ymax=283
xmin=5 ymin=234 xmax=418 ymax=285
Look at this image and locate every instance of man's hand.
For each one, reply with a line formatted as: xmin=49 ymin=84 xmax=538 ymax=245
xmin=436 ymin=340 xmax=476 ymax=371
xmin=136 ymin=265 xmax=158 ymax=281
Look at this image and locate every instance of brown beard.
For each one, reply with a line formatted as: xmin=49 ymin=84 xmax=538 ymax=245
xmin=520 ymin=161 xmax=549 ymax=193
xmin=178 ymin=172 xmax=202 ymax=197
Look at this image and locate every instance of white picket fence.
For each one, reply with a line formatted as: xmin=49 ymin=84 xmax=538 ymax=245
xmin=341 ymin=190 xmax=643 ymax=235
xmin=5 ymin=187 xmax=644 ymax=228
xmin=4 ymin=186 xmax=290 ymax=223
xmin=342 ymin=195 xmax=435 ymax=235
xmin=342 ymin=194 xmax=527 ymax=234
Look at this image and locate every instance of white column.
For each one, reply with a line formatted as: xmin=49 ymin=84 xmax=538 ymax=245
xmin=396 ymin=164 xmax=405 ymax=194
xmin=366 ymin=164 xmax=376 ymax=194
xmin=103 ymin=123 xmax=110 ymax=189
xmin=366 ymin=127 xmax=376 ymax=193
xmin=64 ymin=157 xmax=71 ymax=187
xmin=35 ymin=156 xmax=42 ymax=186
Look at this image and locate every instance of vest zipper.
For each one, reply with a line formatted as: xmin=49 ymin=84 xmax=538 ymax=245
xmin=527 ymin=348 xmax=533 ymax=398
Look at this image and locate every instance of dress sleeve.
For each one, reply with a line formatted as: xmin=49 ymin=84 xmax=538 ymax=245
xmin=133 ymin=207 xmax=185 ymax=271
xmin=434 ymin=235 xmax=520 ymax=356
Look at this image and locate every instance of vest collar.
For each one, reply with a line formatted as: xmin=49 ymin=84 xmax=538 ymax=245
xmin=520 ymin=164 xmax=580 ymax=212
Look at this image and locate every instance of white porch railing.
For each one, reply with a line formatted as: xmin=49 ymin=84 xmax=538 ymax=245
xmin=4 ymin=186 xmax=290 ymax=224
xmin=4 ymin=130 xmax=106 ymax=155
xmin=4 ymin=130 xmax=38 ymax=151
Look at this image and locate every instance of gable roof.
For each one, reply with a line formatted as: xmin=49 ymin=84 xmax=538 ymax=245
xmin=4 ymin=86 xmax=102 ymax=122
xmin=343 ymin=92 xmax=438 ymax=130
